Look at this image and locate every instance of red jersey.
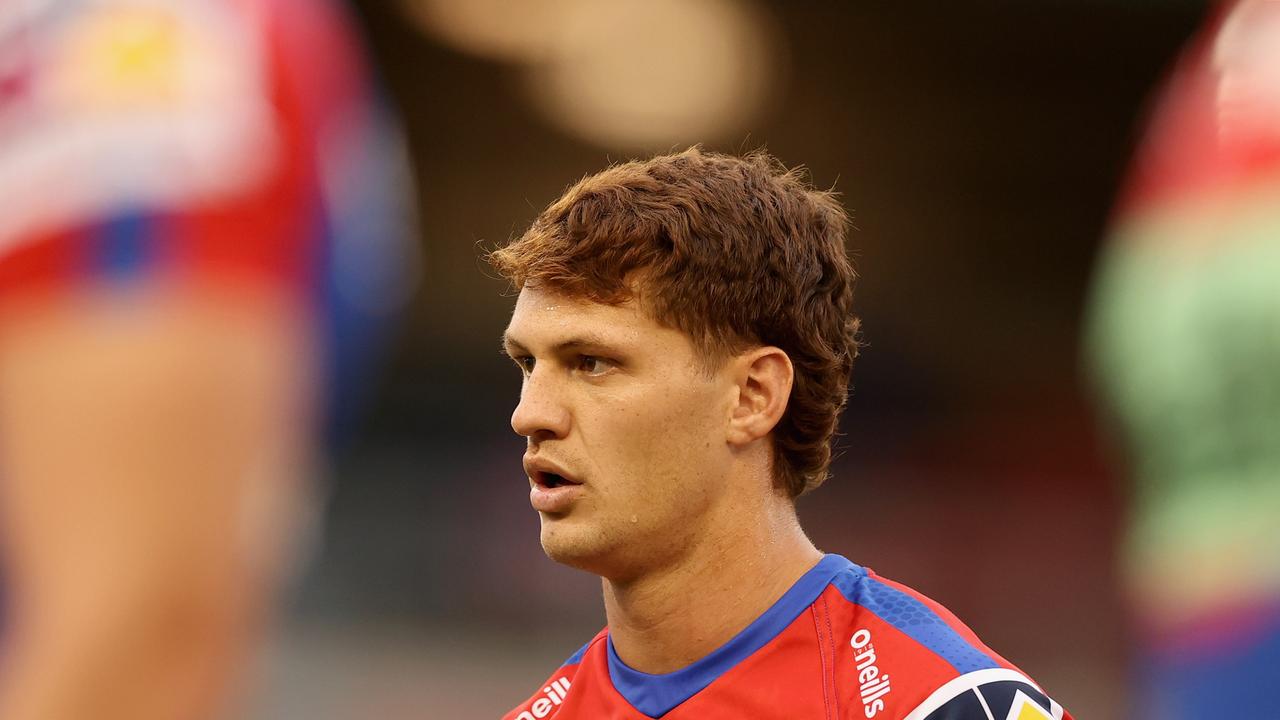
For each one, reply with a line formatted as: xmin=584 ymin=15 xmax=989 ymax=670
xmin=0 ymin=0 xmax=415 ymax=432
xmin=0 ymin=0 xmax=413 ymax=306
xmin=504 ymin=555 xmax=1071 ymax=720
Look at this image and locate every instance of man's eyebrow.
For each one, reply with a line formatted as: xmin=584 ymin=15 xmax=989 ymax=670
xmin=500 ymin=333 xmax=620 ymax=356
xmin=500 ymin=334 xmax=527 ymax=357
xmin=553 ymin=334 xmax=617 ymax=352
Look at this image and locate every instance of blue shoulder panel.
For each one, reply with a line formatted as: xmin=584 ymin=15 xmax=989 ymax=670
xmin=831 ymin=569 xmax=999 ymax=675
xmin=561 ymin=637 xmax=594 ymax=668
xmin=607 ymin=554 xmax=859 ymax=718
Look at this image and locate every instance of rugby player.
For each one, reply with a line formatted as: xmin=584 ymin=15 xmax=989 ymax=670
xmin=1088 ymin=0 xmax=1280 ymax=716
xmin=491 ymin=148 xmax=1072 ymax=720
xmin=0 ymin=1 xmax=411 ymax=718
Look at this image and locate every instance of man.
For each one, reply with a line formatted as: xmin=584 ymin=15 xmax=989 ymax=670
xmin=1087 ymin=1 xmax=1280 ymax=717
xmin=491 ymin=148 xmax=1071 ymax=720
xmin=0 ymin=1 xmax=412 ymax=718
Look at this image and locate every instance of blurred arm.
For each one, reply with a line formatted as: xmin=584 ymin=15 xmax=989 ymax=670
xmin=0 ymin=284 xmax=315 ymax=720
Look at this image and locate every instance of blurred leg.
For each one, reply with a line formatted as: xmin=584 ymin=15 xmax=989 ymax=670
xmin=0 ymin=282 xmax=316 ymax=720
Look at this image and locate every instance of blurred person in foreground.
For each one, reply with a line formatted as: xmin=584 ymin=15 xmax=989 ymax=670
xmin=0 ymin=1 xmax=412 ymax=718
xmin=490 ymin=148 xmax=1072 ymax=720
xmin=1087 ymin=1 xmax=1280 ymax=717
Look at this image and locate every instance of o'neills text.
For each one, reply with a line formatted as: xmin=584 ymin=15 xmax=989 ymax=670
xmin=851 ymin=629 xmax=892 ymax=718
xmin=514 ymin=677 xmax=572 ymax=720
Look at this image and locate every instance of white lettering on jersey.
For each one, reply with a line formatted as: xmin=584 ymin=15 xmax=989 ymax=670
xmin=851 ymin=628 xmax=892 ymax=717
xmin=514 ymin=676 xmax=572 ymax=720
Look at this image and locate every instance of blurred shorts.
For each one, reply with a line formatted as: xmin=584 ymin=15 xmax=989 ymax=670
xmin=0 ymin=0 xmax=417 ymax=436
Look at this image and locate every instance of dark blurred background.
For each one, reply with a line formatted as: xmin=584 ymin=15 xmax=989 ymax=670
xmin=243 ymin=2 xmax=1210 ymax=718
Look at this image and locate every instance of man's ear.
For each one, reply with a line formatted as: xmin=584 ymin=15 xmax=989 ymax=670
xmin=727 ymin=346 xmax=793 ymax=447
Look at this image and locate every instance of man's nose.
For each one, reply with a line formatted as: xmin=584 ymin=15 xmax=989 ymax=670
xmin=510 ymin=369 xmax=570 ymax=441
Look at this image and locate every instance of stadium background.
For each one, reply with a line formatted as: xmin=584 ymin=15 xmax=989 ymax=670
xmin=241 ymin=2 xmax=1208 ymax=718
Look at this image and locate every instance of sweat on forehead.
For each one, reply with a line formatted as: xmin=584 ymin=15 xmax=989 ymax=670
xmin=505 ymin=285 xmax=649 ymax=341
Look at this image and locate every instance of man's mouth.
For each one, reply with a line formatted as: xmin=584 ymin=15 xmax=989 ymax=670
xmin=527 ymin=462 xmax=584 ymax=514
xmin=523 ymin=455 xmax=584 ymax=506
xmin=533 ymin=470 xmax=581 ymax=489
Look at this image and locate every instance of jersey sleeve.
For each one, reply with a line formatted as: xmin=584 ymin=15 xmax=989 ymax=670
xmin=828 ymin=568 xmax=1073 ymax=720
xmin=897 ymin=669 xmax=1070 ymax=720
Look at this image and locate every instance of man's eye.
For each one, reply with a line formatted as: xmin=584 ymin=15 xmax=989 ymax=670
xmin=577 ymin=355 xmax=611 ymax=376
xmin=514 ymin=356 xmax=535 ymax=373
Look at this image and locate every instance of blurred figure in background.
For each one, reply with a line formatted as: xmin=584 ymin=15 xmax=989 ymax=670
xmin=1087 ymin=1 xmax=1280 ymax=717
xmin=0 ymin=1 xmax=413 ymax=719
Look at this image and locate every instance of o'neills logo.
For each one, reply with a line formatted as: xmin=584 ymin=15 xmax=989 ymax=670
xmin=850 ymin=629 xmax=891 ymax=718
xmin=514 ymin=677 xmax=572 ymax=720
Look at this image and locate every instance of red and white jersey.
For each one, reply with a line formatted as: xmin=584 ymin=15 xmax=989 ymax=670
xmin=0 ymin=0 xmax=414 ymax=307
xmin=0 ymin=0 xmax=416 ymax=431
xmin=505 ymin=555 xmax=1072 ymax=720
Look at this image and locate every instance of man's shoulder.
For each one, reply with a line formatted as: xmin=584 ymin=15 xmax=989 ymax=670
xmin=823 ymin=563 xmax=1007 ymax=676
xmin=501 ymin=629 xmax=607 ymax=720
xmin=820 ymin=562 xmax=1071 ymax=719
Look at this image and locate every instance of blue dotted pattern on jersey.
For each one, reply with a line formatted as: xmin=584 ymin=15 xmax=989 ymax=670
xmin=831 ymin=569 xmax=998 ymax=675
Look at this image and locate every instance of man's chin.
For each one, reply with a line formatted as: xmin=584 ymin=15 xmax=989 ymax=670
xmin=539 ymin=519 xmax=612 ymax=570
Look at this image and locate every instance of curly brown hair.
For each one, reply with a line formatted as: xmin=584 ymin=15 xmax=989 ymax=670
xmin=487 ymin=147 xmax=859 ymax=497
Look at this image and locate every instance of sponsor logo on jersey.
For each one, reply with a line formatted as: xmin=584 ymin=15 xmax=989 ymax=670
xmin=851 ymin=628 xmax=892 ymax=718
xmin=1006 ymin=689 xmax=1055 ymax=720
xmin=513 ymin=676 xmax=571 ymax=720
xmin=901 ymin=669 xmax=1066 ymax=720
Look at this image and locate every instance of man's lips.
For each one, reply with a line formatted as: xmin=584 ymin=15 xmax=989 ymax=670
xmin=524 ymin=456 xmax=583 ymax=513
xmin=523 ymin=455 xmax=583 ymax=489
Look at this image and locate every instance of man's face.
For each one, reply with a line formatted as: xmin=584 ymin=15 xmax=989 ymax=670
xmin=502 ymin=285 xmax=738 ymax=580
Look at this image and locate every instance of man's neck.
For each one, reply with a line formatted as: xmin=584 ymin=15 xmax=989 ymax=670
xmin=601 ymin=499 xmax=822 ymax=675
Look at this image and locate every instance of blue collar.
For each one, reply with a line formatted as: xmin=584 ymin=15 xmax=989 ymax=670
xmin=606 ymin=554 xmax=861 ymax=718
